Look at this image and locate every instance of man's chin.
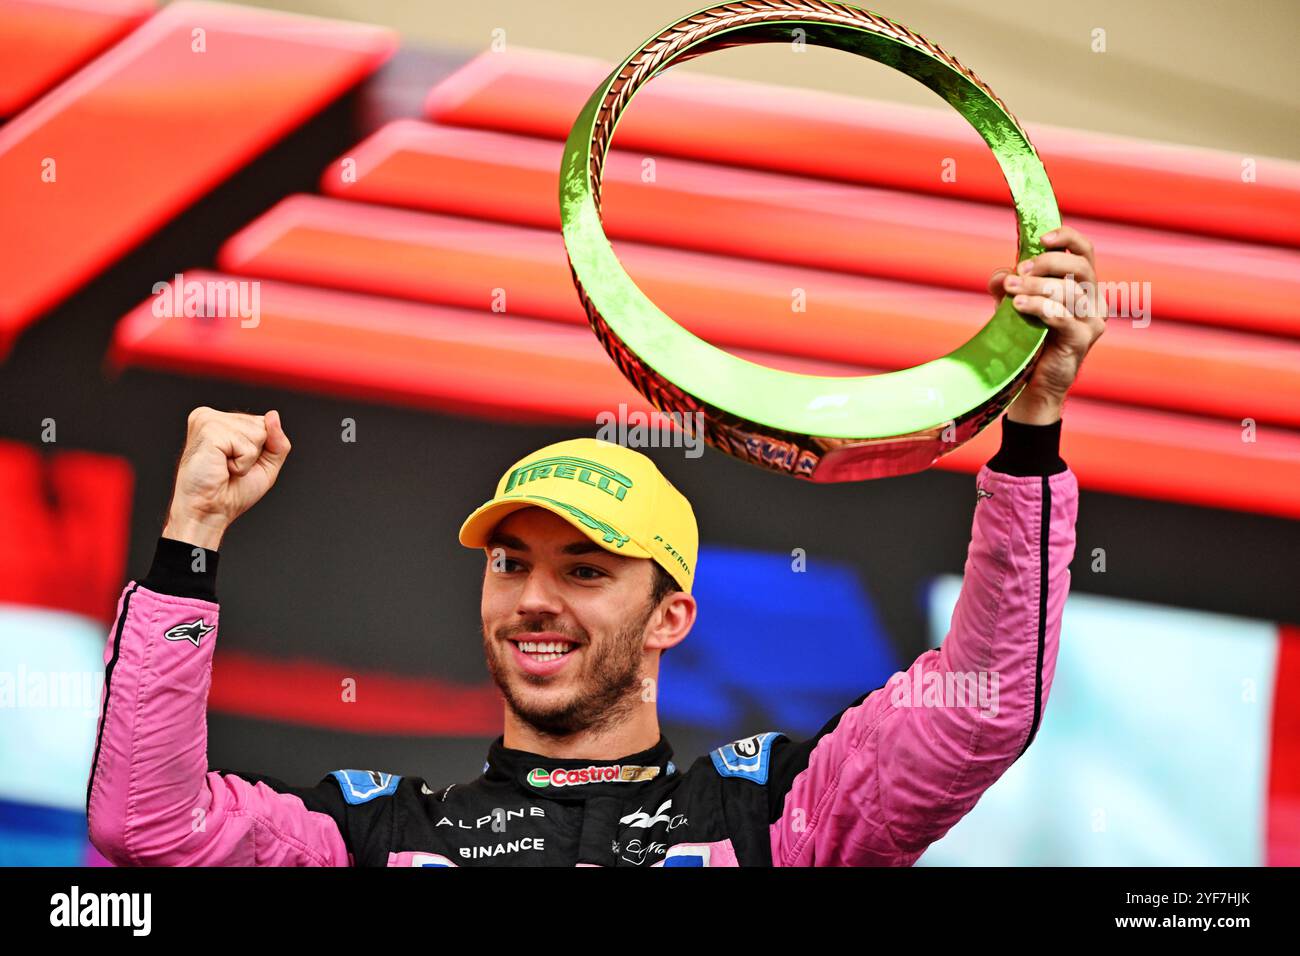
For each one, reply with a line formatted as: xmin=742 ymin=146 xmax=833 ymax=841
xmin=504 ymin=690 xmax=588 ymax=737
xmin=493 ymin=667 xmax=580 ymax=722
xmin=507 ymin=676 xmax=577 ymax=708
xmin=483 ymin=623 xmax=648 ymax=738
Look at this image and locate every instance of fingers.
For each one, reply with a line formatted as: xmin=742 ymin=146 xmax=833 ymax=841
xmin=1038 ymin=224 xmax=1095 ymax=264
xmin=1000 ymin=270 xmax=1098 ymax=321
xmin=1016 ymin=224 xmax=1096 ymax=286
xmin=987 ymin=267 xmax=1012 ymax=300
xmin=1011 ymin=280 xmax=1106 ymax=338
xmin=1009 ymin=290 xmax=1076 ymax=329
xmin=185 ymin=406 xmax=289 ymax=477
xmin=1016 ymin=251 xmax=1095 ymax=285
xmin=1003 ymin=273 xmax=1090 ymax=308
xmin=188 ymin=406 xmax=260 ymax=452
xmin=259 ymin=409 xmax=292 ymax=470
xmin=999 ymin=225 xmax=1104 ymax=330
xmin=225 ymin=432 xmax=261 ymax=477
xmin=990 ymin=231 xmax=1094 ymax=306
xmin=187 ymin=406 xmax=264 ymax=432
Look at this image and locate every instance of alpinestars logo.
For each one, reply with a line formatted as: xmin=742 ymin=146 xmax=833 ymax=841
xmin=976 ymin=487 xmax=995 ymax=503
xmin=163 ymin=618 xmax=214 ymax=647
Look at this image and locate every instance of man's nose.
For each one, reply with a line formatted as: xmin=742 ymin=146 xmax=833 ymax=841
xmin=515 ymin=565 xmax=564 ymax=615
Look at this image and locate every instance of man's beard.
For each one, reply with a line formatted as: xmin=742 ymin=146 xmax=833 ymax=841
xmin=483 ymin=596 xmax=656 ymax=739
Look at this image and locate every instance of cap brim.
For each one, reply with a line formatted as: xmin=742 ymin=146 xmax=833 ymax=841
xmin=458 ymin=497 xmax=653 ymax=560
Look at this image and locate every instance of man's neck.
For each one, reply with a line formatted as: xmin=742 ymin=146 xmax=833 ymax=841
xmin=502 ymin=708 xmax=661 ymax=760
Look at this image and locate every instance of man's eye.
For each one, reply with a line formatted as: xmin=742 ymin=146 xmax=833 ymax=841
xmin=572 ymin=566 xmax=605 ymax=580
xmin=501 ymin=557 xmax=524 ymax=572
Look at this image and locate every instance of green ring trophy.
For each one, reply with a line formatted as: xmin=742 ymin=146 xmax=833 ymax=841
xmin=560 ymin=1 xmax=1061 ymax=480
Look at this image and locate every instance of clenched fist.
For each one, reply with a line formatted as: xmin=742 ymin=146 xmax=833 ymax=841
xmin=162 ymin=407 xmax=292 ymax=550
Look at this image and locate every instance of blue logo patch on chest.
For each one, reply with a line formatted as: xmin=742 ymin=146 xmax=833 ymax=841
xmin=710 ymin=732 xmax=779 ymax=784
xmin=331 ymin=769 xmax=400 ymax=805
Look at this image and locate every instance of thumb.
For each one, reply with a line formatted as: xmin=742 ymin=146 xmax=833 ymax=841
xmin=987 ymin=267 xmax=1012 ymax=299
xmin=261 ymin=409 xmax=292 ymax=469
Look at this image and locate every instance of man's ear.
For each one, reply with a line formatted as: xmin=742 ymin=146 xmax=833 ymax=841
xmin=644 ymin=592 xmax=696 ymax=653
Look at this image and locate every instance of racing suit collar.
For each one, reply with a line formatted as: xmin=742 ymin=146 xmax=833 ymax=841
xmin=484 ymin=735 xmax=677 ymax=801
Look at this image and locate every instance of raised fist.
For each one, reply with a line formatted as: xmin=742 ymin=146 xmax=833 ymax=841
xmin=162 ymin=407 xmax=292 ymax=550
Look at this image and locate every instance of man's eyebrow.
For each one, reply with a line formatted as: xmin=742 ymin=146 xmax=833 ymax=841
xmin=485 ymin=533 xmax=615 ymax=559
xmin=486 ymin=532 xmax=528 ymax=551
xmin=561 ymin=540 xmax=610 ymax=556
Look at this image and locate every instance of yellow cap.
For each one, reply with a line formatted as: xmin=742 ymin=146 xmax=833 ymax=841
xmin=458 ymin=438 xmax=698 ymax=594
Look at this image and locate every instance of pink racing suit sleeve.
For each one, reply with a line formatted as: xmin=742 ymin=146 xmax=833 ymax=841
xmin=85 ymin=540 xmax=352 ymax=866
xmin=768 ymin=418 xmax=1079 ymax=866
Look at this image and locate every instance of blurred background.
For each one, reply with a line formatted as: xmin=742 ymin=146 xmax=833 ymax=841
xmin=0 ymin=0 xmax=1297 ymax=866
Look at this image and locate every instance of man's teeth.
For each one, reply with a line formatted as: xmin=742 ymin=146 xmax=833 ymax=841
xmin=517 ymin=641 xmax=576 ymax=662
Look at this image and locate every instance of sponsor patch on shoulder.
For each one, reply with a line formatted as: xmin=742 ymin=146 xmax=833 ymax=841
xmin=331 ymin=769 xmax=400 ymax=805
xmin=710 ymin=732 xmax=779 ymax=784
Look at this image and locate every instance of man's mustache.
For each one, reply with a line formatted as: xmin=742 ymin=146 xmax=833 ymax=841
xmin=498 ymin=621 xmax=587 ymax=643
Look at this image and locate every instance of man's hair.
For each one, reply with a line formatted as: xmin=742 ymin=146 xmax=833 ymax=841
xmin=647 ymin=561 xmax=683 ymax=658
xmin=649 ymin=561 xmax=682 ymax=608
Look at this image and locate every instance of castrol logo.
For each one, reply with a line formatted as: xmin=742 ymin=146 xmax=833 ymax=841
xmin=526 ymin=764 xmax=660 ymax=788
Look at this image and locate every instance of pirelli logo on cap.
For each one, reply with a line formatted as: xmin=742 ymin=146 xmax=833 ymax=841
xmin=503 ymin=456 xmax=633 ymax=501
xmin=522 ymin=495 xmax=630 ymax=548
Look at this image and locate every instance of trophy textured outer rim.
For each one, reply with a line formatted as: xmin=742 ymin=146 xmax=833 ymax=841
xmin=560 ymin=0 xmax=1061 ymax=478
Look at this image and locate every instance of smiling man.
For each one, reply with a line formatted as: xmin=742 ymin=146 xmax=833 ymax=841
xmin=87 ymin=228 xmax=1104 ymax=867
xmin=464 ymin=439 xmax=698 ymax=762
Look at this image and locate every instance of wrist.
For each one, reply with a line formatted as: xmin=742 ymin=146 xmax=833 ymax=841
xmin=163 ymin=511 xmax=228 ymax=551
xmin=987 ymin=414 xmax=1067 ymax=477
xmin=1006 ymin=389 xmax=1064 ymax=426
xmin=141 ymin=536 xmax=220 ymax=601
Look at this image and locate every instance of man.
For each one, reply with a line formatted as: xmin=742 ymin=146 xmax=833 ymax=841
xmin=86 ymin=227 xmax=1104 ymax=866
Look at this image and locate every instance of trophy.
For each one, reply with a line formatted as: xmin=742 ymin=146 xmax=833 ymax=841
xmin=560 ymin=1 xmax=1062 ymax=481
